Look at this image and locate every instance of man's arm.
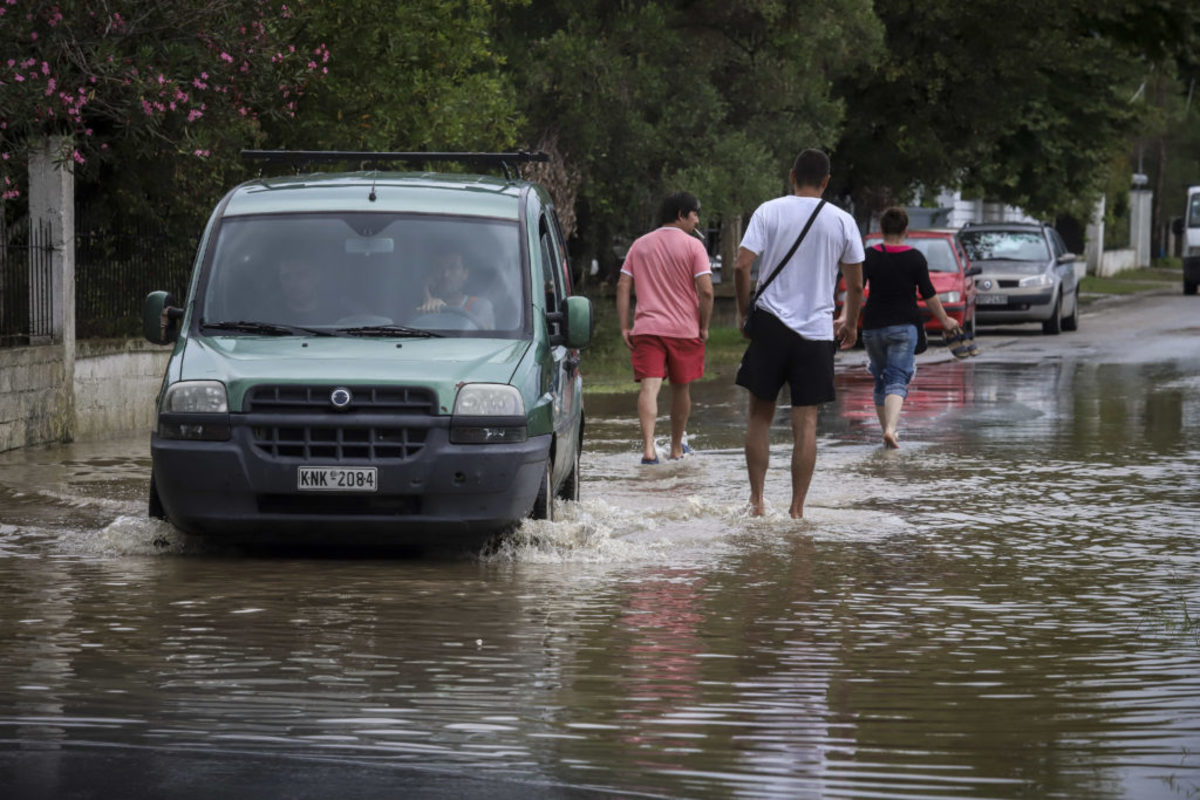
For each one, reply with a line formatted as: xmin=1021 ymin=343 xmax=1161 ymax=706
xmin=834 ymin=261 xmax=863 ymax=350
xmin=733 ymin=246 xmax=758 ymax=338
xmin=616 ymin=272 xmax=635 ymax=350
xmin=694 ymin=273 xmax=714 ymax=342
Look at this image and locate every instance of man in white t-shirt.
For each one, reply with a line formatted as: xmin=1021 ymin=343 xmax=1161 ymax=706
xmin=617 ymin=192 xmax=715 ymax=464
xmin=733 ymin=149 xmax=865 ymax=517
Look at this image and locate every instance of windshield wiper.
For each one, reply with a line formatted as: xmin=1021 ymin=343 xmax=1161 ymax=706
xmin=201 ymin=319 xmax=332 ymax=336
xmin=335 ymin=324 xmax=444 ymax=338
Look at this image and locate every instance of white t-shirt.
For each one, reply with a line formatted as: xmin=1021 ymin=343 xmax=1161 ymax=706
xmin=740 ymin=195 xmax=865 ymax=340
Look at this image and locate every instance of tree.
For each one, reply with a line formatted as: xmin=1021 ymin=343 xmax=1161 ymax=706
xmin=831 ymin=0 xmax=1200 ymax=225
xmin=271 ymin=0 xmax=524 ymax=153
xmin=497 ymin=0 xmax=882 ymax=275
xmin=0 ymin=0 xmax=328 ymax=221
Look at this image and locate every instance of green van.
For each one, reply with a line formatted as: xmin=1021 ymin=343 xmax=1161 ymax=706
xmin=142 ymin=151 xmax=592 ymax=547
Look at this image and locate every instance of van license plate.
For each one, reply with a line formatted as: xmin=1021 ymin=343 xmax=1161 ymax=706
xmin=298 ymin=467 xmax=377 ymax=492
xmin=977 ymin=294 xmax=1008 ymax=305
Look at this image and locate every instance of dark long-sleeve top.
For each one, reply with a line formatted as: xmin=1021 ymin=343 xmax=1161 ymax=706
xmin=861 ymin=244 xmax=937 ymax=330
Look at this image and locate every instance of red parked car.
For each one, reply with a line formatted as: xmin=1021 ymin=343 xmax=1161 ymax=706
xmin=836 ymin=228 xmax=981 ymax=336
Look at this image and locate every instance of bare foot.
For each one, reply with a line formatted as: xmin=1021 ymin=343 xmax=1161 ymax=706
xmin=747 ymin=499 xmax=766 ymax=517
xmin=883 ymin=430 xmax=900 ymax=449
xmin=789 ymin=506 xmax=804 ymax=519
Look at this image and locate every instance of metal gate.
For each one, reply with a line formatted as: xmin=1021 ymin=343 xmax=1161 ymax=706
xmin=0 ymin=217 xmax=55 ymax=347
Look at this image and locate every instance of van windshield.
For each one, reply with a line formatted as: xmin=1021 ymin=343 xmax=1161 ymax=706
xmin=200 ymin=213 xmax=526 ymax=337
xmin=1188 ymin=192 xmax=1200 ymax=228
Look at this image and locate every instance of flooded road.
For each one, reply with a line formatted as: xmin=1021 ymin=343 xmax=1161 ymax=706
xmin=2 ymin=292 xmax=1198 ymax=799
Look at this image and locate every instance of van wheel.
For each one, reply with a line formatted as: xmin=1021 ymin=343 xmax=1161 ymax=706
xmin=557 ymin=447 xmax=580 ymax=503
xmin=1061 ymin=289 xmax=1079 ymax=331
xmin=1042 ymin=292 xmax=1062 ymax=335
xmin=530 ymin=460 xmax=555 ymax=521
xmin=148 ymin=474 xmax=167 ymax=520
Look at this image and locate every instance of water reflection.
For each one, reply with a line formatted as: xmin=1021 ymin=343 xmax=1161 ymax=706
xmin=0 ymin=349 xmax=1198 ymax=798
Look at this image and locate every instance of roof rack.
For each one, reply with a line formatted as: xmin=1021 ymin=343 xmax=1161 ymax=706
xmin=241 ymin=150 xmax=548 ymax=180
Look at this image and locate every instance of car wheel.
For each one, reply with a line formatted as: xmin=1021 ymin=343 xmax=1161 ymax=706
xmin=1186 ymin=278 xmax=1198 ymax=296
xmin=529 ymin=459 xmax=555 ymax=521
xmin=557 ymin=446 xmax=580 ymax=503
xmin=1061 ymin=289 xmax=1079 ymax=331
xmin=1042 ymin=292 xmax=1062 ymax=335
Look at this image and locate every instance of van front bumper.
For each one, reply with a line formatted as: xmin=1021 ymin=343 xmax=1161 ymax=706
xmin=151 ymin=425 xmax=551 ymax=544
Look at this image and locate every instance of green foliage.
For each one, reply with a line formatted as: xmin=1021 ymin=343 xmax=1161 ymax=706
xmin=273 ymin=0 xmax=525 ymax=152
xmin=0 ymin=0 xmax=327 ymax=218
xmin=832 ymin=0 xmax=1148 ymax=221
xmin=496 ymin=0 xmax=882 ymax=274
xmin=6 ymin=0 xmax=1200 ymax=284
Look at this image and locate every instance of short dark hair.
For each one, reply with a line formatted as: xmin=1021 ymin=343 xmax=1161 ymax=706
xmin=657 ymin=191 xmax=701 ymax=227
xmin=791 ymin=149 xmax=830 ymax=189
xmin=880 ymin=206 xmax=909 ymax=236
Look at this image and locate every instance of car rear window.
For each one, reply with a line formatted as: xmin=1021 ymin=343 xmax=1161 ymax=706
xmin=200 ymin=213 xmax=525 ymax=337
xmin=909 ymin=238 xmax=958 ymax=273
xmin=959 ymin=230 xmax=1049 ymax=262
xmin=864 ymin=236 xmax=959 ymax=273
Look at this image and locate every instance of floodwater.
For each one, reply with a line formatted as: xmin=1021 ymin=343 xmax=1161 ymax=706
xmin=1 ymin=294 xmax=1199 ymax=799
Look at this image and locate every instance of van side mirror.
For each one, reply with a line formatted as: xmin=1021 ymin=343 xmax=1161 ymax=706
xmin=144 ymin=291 xmax=183 ymax=344
xmin=564 ymin=295 xmax=593 ymax=349
xmin=965 ymin=265 xmax=982 ymax=277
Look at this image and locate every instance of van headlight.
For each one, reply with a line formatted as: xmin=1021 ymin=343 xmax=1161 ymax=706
xmin=1019 ymin=273 xmax=1053 ymax=287
xmin=158 ymin=381 xmax=231 ymax=441
xmin=451 ymin=384 xmax=527 ymax=444
xmin=163 ymin=381 xmax=228 ymax=413
xmin=938 ymin=291 xmax=961 ymax=303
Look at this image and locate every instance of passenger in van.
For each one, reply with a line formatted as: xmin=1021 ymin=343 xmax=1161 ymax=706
xmin=416 ymin=250 xmax=496 ymax=329
xmin=276 ymin=255 xmax=331 ymax=324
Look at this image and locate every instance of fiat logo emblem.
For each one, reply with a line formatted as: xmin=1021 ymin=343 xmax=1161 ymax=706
xmin=330 ymin=387 xmax=352 ymax=409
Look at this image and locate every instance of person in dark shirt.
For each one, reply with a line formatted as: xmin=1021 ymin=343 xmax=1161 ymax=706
xmin=861 ymin=207 xmax=962 ymax=449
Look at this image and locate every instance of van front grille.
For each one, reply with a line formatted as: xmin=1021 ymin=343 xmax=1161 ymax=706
xmin=251 ymin=425 xmax=427 ymax=461
xmin=246 ymin=385 xmax=437 ymax=415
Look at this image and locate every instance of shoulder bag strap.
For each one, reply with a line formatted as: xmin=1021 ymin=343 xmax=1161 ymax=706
xmin=749 ymin=199 xmax=826 ymax=307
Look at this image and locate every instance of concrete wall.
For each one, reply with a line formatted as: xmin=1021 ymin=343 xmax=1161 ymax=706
xmin=0 ymin=344 xmax=71 ymax=452
xmin=0 ymin=339 xmax=169 ymax=452
xmin=73 ymin=339 xmax=170 ymax=441
xmin=1099 ymin=248 xmax=1137 ymax=277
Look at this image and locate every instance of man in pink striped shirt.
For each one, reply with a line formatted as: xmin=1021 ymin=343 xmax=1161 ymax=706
xmin=616 ymin=192 xmax=715 ymax=464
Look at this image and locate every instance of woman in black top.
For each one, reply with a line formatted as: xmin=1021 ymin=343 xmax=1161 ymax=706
xmin=861 ymin=207 xmax=961 ymax=448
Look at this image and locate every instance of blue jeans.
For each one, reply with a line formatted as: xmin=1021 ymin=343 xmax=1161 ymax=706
xmin=862 ymin=324 xmax=917 ymax=406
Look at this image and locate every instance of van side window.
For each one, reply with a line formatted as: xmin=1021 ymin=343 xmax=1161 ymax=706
xmin=539 ymin=215 xmax=565 ymax=335
xmin=547 ymin=209 xmax=573 ymax=295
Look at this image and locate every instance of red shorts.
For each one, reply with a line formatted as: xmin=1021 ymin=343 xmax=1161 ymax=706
xmin=630 ymin=334 xmax=705 ymax=384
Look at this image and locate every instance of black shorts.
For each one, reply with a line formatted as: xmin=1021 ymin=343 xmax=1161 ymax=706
xmin=734 ymin=309 xmax=837 ymax=405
